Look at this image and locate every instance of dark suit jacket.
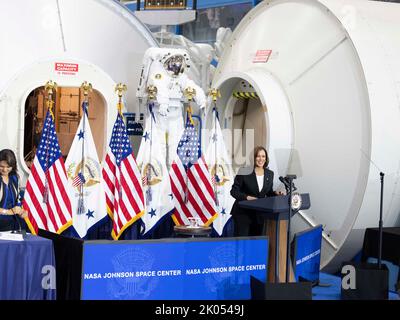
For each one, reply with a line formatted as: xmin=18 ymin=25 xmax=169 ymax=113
xmin=230 ymin=167 xmax=275 ymax=217
xmin=0 ymin=174 xmax=19 ymax=209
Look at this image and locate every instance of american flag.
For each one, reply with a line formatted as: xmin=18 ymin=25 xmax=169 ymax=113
xmin=23 ymin=111 xmax=72 ymax=234
xmin=102 ymin=112 xmax=145 ymax=240
xmin=72 ymin=172 xmax=86 ymax=188
xmin=169 ymin=116 xmax=217 ymax=226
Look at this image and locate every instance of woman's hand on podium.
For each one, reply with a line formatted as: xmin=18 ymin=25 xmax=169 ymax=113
xmin=246 ymin=196 xmax=257 ymax=201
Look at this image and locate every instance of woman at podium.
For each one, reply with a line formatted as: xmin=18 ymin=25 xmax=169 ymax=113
xmin=230 ymin=146 xmax=281 ymax=236
xmin=0 ymin=149 xmax=27 ymax=231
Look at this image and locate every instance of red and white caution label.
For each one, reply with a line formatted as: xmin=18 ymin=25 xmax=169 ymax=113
xmin=55 ymin=62 xmax=79 ymax=75
xmin=253 ymin=50 xmax=272 ymax=63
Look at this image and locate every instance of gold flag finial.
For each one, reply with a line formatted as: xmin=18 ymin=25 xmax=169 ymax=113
xmin=184 ymin=87 xmax=196 ymax=102
xmin=44 ymin=80 xmax=57 ymax=120
xmin=45 ymin=80 xmax=57 ymax=96
xmin=115 ymin=83 xmax=127 ymax=99
xmin=209 ymin=88 xmax=221 ymax=102
xmin=115 ymin=83 xmax=127 ymax=114
xmin=146 ymin=85 xmax=158 ymax=101
xmin=81 ymin=81 xmax=93 ymax=97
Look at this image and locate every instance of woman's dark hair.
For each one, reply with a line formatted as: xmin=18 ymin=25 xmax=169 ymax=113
xmin=0 ymin=149 xmax=18 ymax=176
xmin=253 ymin=146 xmax=269 ymax=169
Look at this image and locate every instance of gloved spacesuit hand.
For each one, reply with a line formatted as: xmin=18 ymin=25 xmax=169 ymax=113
xmin=159 ymin=104 xmax=169 ymax=116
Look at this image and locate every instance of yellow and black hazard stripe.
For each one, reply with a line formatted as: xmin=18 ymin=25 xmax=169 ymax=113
xmin=232 ymin=91 xmax=259 ymax=99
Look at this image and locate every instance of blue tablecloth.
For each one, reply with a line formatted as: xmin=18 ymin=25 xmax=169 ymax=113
xmin=0 ymin=234 xmax=56 ymax=300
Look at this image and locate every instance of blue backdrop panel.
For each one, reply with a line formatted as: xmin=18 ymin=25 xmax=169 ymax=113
xmin=292 ymin=225 xmax=323 ymax=283
xmin=81 ymin=237 xmax=268 ymax=300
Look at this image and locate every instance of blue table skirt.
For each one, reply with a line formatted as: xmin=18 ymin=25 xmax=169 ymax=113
xmin=0 ymin=234 xmax=56 ymax=300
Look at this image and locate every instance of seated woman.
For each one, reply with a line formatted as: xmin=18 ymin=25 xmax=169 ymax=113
xmin=230 ymin=146 xmax=282 ymax=237
xmin=0 ymin=149 xmax=27 ymax=232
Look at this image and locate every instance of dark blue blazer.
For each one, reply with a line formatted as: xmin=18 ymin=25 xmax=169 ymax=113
xmin=0 ymin=174 xmax=19 ymax=209
xmin=230 ymin=167 xmax=275 ymax=216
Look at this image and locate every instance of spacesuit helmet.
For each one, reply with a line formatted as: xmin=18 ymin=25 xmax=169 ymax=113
xmin=164 ymin=54 xmax=186 ymax=76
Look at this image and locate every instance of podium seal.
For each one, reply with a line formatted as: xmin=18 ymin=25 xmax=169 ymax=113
xmin=291 ymin=192 xmax=302 ymax=211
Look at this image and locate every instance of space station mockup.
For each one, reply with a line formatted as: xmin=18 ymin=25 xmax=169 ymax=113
xmin=0 ymin=0 xmax=399 ymax=271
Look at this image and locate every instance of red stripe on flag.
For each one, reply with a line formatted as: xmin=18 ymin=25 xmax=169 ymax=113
xmin=28 ymin=162 xmax=48 ymax=224
xmin=105 ymin=195 xmax=114 ymax=213
xmin=195 ymin=160 xmax=216 ymax=202
xmin=25 ymin=179 xmax=48 ymax=230
xmin=173 ymin=209 xmax=185 ymax=225
xmin=102 ymin=168 xmax=116 ymax=195
xmin=52 ymin=163 xmax=72 ymax=220
xmin=120 ymin=174 xmax=141 ymax=215
xmin=123 ymin=156 xmax=144 ymax=205
xmin=113 ymin=179 xmax=124 ymax=232
xmin=171 ymin=162 xmax=187 ymax=194
xmin=189 ymin=165 xmax=216 ymax=216
xmin=45 ymin=172 xmax=62 ymax=230
xmin=105 ymin=155 xmax=116 ymax=175
xmin=47 ymin=170 xmax=68 ymax=226
xmin=170 ymin=178 xmax=192 ymax=220
xmin=118 ymin=197 xmax=132 ymax=226
xmin=30 ymin=164 xmax=45 ymax=191
xmin=187 ymin=192 xmax=208 ymax=222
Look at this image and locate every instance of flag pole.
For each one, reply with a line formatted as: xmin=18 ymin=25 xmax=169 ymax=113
xmin=43 ymin=80 xmax=58 ymax=204
xmin=183 ymin=87 xmax=196 ymax=204
xmin=145 ymin=85 xmax=158 ymax=206
xmin=77 ymin=81 xmax=92 ymax=215
xmin=209 ymin=88 xmax=220 ymax=207
xmin=114 ymin=83 xmax=127 ymax=201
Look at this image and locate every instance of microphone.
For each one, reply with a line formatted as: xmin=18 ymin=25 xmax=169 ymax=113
xmin=11 ymin=187 xmax=27 ymax=237
xmin=11 ymin=208 xmax=23 ymax=235
xmin=279 ymin=176 xmax=297 ymax=192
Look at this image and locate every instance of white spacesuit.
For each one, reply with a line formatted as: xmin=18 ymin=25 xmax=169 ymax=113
xmin=137 ymin=47 xmax=207 ymax=168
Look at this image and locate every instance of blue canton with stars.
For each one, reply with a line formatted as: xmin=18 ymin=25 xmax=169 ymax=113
xmin=109 ymin=113 xmax=132 ymax=166
xmin=177 ymin=118 xmax=201 ymax=169
xmin=36 ymin=111 xmax=62 ymax=172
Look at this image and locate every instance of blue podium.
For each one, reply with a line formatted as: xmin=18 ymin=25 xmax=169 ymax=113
xmin=240 ymin=194 xmax=311 ymax=283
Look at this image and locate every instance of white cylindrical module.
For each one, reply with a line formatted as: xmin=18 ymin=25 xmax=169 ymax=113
xmin=0 ymin=0 xmax=157 ymax=185
xmin=209 ymin=0 xmax=400 ymax=270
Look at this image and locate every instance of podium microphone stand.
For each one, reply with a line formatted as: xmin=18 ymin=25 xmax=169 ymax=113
xmin=285 ymin=174 xmax=296 ymax=283
xmin=378 ymin=172 xmax=384 ymax=269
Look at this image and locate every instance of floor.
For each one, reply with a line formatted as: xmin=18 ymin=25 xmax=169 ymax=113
xmin=312 ymin=273 xmax=399 ymax=300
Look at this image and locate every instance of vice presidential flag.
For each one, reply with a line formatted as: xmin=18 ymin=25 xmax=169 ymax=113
xmin=205 ymin=108 xmax=234 ymax=236
xmin=23 ymin=111 xmax=72 ymax=234
xmin=65 ymin=102 xmax=107 ymax=238
xmin=136 ymin=110 xmax=174 ymax=236
xmin=102 ymin=111 xmax=145 ymax=240
xmin=169 ymin=115 xmax=218 ymax=226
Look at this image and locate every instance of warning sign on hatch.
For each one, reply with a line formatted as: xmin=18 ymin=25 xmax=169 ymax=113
xmin=55 ymin=62 xmax=79 ymax=75
xmin=253 ymin=50 xmax=272 ymax=63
